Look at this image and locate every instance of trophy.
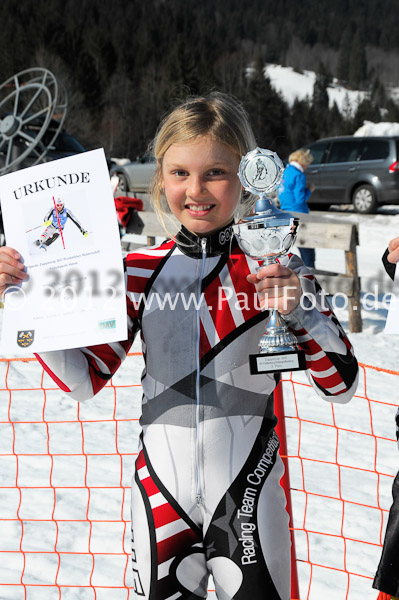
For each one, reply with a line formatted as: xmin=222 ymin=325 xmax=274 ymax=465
xmin=232 ymin=148 xmax=306 ymax=375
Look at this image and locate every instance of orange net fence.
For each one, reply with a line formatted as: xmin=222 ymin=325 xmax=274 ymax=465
xmin=281 ymin=364 xmax=398 ymax=600
xmin=0 ymin=353 xmax=397 ymax=600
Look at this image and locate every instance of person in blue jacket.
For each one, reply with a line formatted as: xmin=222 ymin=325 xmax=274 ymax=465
xmin=278 ymin=148 xmax=315 ymax=268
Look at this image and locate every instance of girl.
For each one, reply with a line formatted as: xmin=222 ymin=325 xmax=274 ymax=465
xmin=0 ymin=92 xmax=358 ymax=600
xmin=277 ymin=147 xmax=316 ymax=268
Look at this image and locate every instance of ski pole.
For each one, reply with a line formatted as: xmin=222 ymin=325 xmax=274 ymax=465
xmin=25 ymin=220 xmax=51 ymax=233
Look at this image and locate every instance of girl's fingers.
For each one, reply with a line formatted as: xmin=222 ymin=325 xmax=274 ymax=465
xmin=387 ymin=245 xmax=399 ymax=264
xmin=0 ymin=248 xmax=27 ymax=296
xmin=388 ymin=236 xmax=399 ymax=251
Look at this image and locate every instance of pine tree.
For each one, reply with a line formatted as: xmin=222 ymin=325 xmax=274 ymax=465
xmin=352 ymin=98 xmax=381 ymax=132
xmin=244 ymin=57 xmax=290 ymax=157
xmin=385 ymin=98 xmax=399 ymax=122
xmin=310 ymin=63 xmax=330 ymax=139
xmin=348 ymin=30 xmax=368 ymax=89
xmin=289 ymin=99 xmax=313 ymax=149
xmin=371 ymin=77 xmax=387 ymax=109
xmin=337 ymin=28 xmax=352 ymax=84
xmin=328 ymin=101 xmax=345 ymax=136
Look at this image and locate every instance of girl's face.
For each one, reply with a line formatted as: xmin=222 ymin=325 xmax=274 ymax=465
xmin=161 ymin=136 xmax=242 ymax=236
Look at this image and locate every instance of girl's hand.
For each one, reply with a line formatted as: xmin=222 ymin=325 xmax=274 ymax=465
xmin=387 ymin=236 xmax=399 ymax=264
xmin=246 ymin=263 xmax=302 ymax=314
xmin=0 ymin=247 xmax=27 ymax=298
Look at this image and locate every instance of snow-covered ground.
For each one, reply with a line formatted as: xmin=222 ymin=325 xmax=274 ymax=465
xmin=265 ymin=64 xmax=368 ymax=114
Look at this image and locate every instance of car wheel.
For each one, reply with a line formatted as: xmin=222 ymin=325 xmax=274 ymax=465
xmin=116 ymin=172 xmax=129 ymax=194
xmin=352 ymin=185 xmax=378 ymax=214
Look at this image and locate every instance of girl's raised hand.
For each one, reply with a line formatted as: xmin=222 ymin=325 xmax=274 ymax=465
xmin=0 ymin=247 xmax=27 ymax=298
xmin=246 ymin=263 xmax=302 ymax=315
xmin=387 ymin=236 xmax=399 ymax=264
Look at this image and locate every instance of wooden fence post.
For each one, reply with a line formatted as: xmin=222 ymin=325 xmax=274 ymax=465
xmin=345 ymin=226 xmax=362 ymax=333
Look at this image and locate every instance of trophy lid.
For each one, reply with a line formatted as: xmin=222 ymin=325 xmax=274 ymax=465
xmin=238 ymin=147 xmax=284 ymax=196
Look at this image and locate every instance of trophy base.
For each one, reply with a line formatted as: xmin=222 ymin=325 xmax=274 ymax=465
xmin=249 ymin=349 xmax=306 ymax=374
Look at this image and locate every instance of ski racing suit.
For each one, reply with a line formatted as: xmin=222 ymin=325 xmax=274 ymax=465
xmin=36 ymin=222 xmax=359 ymax=600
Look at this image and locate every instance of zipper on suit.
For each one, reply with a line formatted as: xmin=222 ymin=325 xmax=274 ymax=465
xmin=195 ymin=237 xmax=207 ymax=506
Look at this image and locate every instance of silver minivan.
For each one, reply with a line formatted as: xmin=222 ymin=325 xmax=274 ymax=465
xmin=305 ymin=136 xmax=399 ymax=213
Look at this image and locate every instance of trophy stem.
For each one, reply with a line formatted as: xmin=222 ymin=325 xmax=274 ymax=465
xmin=257 ymin=260 xmax=299 ymax=354
xmin=259 ymin=309 xmax=299 ymax=354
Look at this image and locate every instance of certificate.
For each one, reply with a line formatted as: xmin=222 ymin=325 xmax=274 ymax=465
xmin=0 ymin=148 xmax=127 ymax=354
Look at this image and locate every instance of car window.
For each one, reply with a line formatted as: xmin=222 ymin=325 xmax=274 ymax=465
xmin=358 ymin=140 xmax=389 ymax=161
xmin=327 ymin=140 xmax=360 ymax=163
xmin=307 ymin=141 xmax=330 ymax=165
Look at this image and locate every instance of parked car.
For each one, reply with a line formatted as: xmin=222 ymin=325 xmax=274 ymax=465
xmin=305 ymin=136 xmax=399 ymax=213
xmin=110 ymin=154 xmax=157 ymax=194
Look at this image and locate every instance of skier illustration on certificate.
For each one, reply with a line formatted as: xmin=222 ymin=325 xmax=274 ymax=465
xmin=27 ymin=196 xmax=90 ymax=253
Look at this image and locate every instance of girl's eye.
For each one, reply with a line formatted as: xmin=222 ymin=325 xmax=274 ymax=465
xmin=208 ymin=169 xmax=225 ymax=176
xmin=172 ymin=170 xmax=188 ymax=177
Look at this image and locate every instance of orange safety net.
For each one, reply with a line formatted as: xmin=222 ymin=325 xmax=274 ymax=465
xmin=281 ymin=363 xmax=398 ymax=600
xmin=0 ymin=354 xmax=396 ymax=599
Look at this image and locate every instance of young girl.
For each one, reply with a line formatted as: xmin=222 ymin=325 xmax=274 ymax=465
xmin=0 ymin=93 xmax=358 ymax=600
xmin=277 ymin=147 xmax=316 ymax=268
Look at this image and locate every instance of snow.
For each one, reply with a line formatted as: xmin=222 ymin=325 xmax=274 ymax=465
xmin=265 ymin=64 xmax=367 ymax=114
xmin=354 ymin=120 xmax=399 ymax=136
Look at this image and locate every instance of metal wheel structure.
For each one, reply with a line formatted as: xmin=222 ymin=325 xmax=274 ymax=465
xmin=0 ymin=68 xmax=68 ymax=175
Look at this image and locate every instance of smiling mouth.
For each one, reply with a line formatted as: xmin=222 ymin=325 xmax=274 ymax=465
xmin=185 ymin=204 xmax=214 ymax=212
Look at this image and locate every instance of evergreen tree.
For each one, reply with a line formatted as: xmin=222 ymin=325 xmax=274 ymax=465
xmin=328 ymin=101 xmax=346 ymax=136
xmin=244 ymin=57 xmax=290 ymax=157
xmin=371 ymin=77 xmax=387 ymax=109
xmin=352 ymin=98 xmax=381 ymax=132
xmin=348 ymin=30 xmax=368 ymax=89
xmin=289 ymin=98 xmax=313 ymax=148
xmin=310 ymin=63 xmax=330 ymax=139
xmin=337 ymin=28 xmax=352 ymax=84
xmin=386 ymin=98 xmax=399 ymax=122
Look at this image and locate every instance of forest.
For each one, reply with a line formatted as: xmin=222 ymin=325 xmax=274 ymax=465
xmin=1 ymin=0 xmax=399 ymax=160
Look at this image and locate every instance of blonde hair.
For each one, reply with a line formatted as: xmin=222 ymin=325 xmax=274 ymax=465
xmin=289 ymin=148 xmax=313 ymax=166
xmin=149 ymin=92 xmax=257 ymax=235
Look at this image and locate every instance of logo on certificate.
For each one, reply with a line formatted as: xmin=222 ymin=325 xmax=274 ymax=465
xmin=17 ymin=330 xmax=35 ymax=348
xmin=98 ymin=319 xmax=116 ymax=330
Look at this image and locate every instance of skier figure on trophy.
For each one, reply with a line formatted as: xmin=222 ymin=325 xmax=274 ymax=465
xmin=254 ymin=157 xmax=267 ymax=182
xmin=34 ymin=198 xmax=88 ymax=250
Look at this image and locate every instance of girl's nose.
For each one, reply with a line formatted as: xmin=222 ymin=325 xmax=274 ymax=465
xmin=187 ymin=175 xmax=205 ymax=197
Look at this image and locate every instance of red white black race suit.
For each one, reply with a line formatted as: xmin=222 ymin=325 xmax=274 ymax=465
xmin=36 ymin=223 xmax=358 ymax=600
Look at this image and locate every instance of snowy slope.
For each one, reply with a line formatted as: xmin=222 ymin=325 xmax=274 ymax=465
xmin=265 ymin=64 xmax=367 ymax=113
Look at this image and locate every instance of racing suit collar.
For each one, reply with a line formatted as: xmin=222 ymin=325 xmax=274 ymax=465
xmin=175 ymin=221 xmax=236 ymax=258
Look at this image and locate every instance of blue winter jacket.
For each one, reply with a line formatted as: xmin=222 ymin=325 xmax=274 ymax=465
xmin=277 ymin=163 xmax=311 ymax=213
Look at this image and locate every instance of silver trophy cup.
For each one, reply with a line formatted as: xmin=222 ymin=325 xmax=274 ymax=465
xmin=233 ymin=148 xmax=306 ymax=374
